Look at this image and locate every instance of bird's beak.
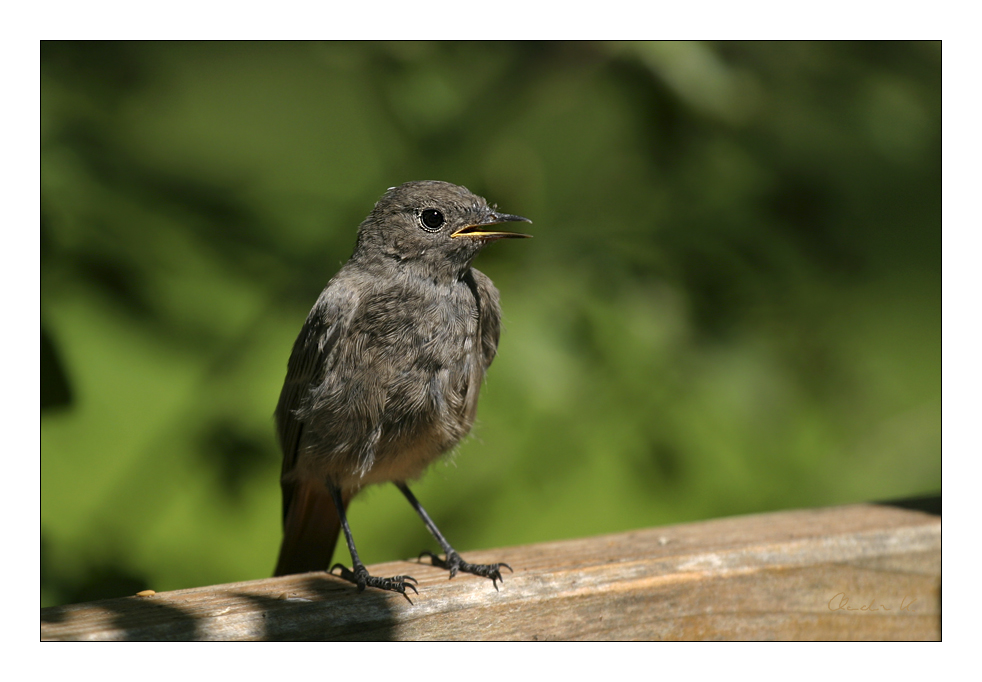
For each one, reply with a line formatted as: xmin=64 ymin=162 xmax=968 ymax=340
xmin=451 ymin=213 xmax=532 ymax=241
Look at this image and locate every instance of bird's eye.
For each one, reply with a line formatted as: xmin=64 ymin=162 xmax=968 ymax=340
xmin=420 ymin=209 xmax=445 ymax=231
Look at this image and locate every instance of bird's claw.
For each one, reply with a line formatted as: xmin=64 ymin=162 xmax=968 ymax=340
xmin=418 ymin=550 xmax=513 ymax=591
xmin=330 ymin=563 xmax=419 ymax=603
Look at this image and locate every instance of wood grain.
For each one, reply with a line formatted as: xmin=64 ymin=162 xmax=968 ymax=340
xmin=40 ymin=503 xmax=940 ymax=641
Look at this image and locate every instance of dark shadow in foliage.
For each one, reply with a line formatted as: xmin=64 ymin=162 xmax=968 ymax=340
xmin=606 ymin=53 xmax=692 ymax=170
xmin=41 ymin=326 xmax=73 ymax=411
xmin=646 ymin=439 xmax=684 ymax=483
xmin=59 ymin=565 xmax=152 ymax=607
xmin=41 ymin=41 xmax=150 ymax=110
xmin=766 ymin=173 xmax=865 ymax=276
xmin=41 ymin=214 xmax=74 ymax=412
xmin=877 ymin=493 xmax=940 ymax=517
xmin=74 ymin=247 xmax=156 ymax=320
xmin=41 ymin=533 xmax=155 ymax=608
xmin=199 ymin=419 xmax=272 ymax=503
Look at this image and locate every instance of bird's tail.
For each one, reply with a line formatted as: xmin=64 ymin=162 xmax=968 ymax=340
xmin=274 ymin=480 xmax=347 ymax=577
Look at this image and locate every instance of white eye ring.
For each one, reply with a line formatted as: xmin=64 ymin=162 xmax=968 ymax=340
xmin=420 ymin=208 xmax=445 ymax=232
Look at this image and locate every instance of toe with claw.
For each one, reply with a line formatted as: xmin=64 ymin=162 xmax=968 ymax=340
xmin=419 ymin=550 xmax=513 ymax=591
xmin=330 ymin=563 xmax=419 ymax=603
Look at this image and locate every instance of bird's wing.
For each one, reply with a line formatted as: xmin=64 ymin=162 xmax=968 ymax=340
xmin=469 ymin=268 xmax=503 ymax=373
xmin=273 ymin=279 xmax=358 ymax=576
xmin=275 ymin=280 xmax=358 ymax=482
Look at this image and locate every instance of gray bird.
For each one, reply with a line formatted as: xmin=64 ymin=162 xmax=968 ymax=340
xmin=273 ymin=180 xmax=530 ymax=598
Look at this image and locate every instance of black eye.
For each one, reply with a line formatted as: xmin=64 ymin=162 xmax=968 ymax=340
xmin=420 ymin=208 xmax=445 ymax=231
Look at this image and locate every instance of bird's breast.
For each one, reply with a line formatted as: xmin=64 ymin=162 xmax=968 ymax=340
xmin=300 ymin=275 xmax=485 ymax=485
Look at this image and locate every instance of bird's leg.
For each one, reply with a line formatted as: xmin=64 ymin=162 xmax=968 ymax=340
xmin=396 ymin=482 xmax=512 ymax=590
xmin=327 ymin=482 xmax=418 ymax=602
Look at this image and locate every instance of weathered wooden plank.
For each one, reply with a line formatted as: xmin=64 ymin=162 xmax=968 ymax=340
xmin=40 ymin=503 xmax=940 ymax=641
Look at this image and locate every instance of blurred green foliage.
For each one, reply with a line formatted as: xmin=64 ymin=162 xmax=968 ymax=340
xmin=41 ymin=41 xmax=940 ymax=607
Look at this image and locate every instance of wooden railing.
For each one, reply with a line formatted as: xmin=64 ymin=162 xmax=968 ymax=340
xmin=40 ymin=502 xmax=940 ymax=640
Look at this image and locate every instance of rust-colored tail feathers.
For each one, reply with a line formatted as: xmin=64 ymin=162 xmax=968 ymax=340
xmin=274 ymin=481 xmax=348 ymax=577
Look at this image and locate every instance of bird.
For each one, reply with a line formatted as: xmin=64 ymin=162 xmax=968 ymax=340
xmin=272 ymin=180 xmax=530 ymax=599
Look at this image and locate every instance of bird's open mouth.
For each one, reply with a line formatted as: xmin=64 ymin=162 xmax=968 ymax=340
xmin=451 ymin=213 xmax=533 ymax=241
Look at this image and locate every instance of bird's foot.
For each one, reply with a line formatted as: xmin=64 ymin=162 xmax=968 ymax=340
xmin=330 ymin=563 xmax=418 ymax=603
xmin=419 ymin=550 xmax=513 ymax=591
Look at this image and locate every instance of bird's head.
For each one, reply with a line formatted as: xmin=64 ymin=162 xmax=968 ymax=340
xmin=353 ymin=181 xmax=531 ymax=276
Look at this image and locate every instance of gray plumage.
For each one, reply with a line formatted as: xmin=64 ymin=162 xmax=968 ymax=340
xmin=273 ymin=181 xmax=529 ymax=595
